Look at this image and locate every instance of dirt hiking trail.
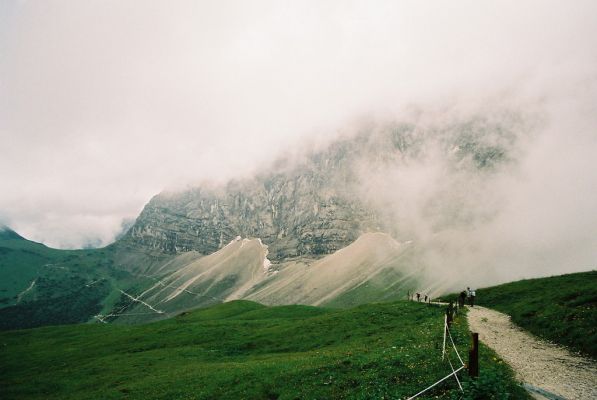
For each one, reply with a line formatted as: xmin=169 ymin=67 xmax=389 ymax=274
xmin=467 ymin=306 xmax=596 ymax=400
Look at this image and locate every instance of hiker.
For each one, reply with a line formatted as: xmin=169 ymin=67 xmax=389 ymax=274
xmin=416 ymin=292 xmax=420 ymax=302
xmin=447 ymin=301 xmax=454 ymax=325
xmin=470 ymin=289 xmax=476 ymax=307
xmin=458 ymin=290 xmax=466 ymax=307
xmin=424 ymin=294 xmax=428 ymax=302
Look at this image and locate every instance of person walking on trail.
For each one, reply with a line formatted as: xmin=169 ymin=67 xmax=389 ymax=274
xmin=458 ymin=290 xmax=466 ymax=307
xmin=416 ymin=292 xmax=420 ymax=302
xmin=470 ymin=289 xmax=476 ymax=307
xmin=424 ymin=294 xmax=428 ymax=302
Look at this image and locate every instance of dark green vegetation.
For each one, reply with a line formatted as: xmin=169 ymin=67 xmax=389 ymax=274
xmin=0 ymin=228 xmax=144 ymax=330
xmin=444 ymin=271 xmax=597 ymax=358
xmin=0 ymin=300 xmax=527 ymax=400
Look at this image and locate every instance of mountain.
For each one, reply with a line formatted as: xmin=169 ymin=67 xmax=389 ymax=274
xmin=120 ymin=144 xmax=382 ymax=262
xmin=244 ymin=232 xmax=418 ymax=307
xmin=0 ymin=226 xmax=60 ymax=308
xmin=120 ymin=115 xmax=519 ymax=264
xmin=108 ymin=232 xmax=420 ymax=324
xmin=0 ymin=228 xmax=143 ymax=330
xmin=1 ymin=114 xmax=527 ymax=329
xmin=0 ymin=226 xmax=25 ymax=241
xmin=110 ymin=237 xmax=270 ymax=323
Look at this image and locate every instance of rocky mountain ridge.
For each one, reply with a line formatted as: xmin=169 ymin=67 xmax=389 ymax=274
xmin=122 ymin=138 xmax=385 ymax=261
xmin=1 ymin=112 xmax=529 ymax=329
xmin=122 ymin=114 xmax=521 ymax=264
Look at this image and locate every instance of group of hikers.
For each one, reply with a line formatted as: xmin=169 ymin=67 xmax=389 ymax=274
xmin=408 ymin=287 xmax=476 ymax=306
xmin=407 ymin=291 xmax=431 ymax=303
xmin=459 ymin=287 xmax=476 ymax=307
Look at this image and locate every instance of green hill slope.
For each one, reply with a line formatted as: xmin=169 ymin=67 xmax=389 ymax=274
xmin=0 ymin=229 xmax=145 ymax=330
xmin=0 ymin=300 xmax=527 ymax=399
xmin=0 ymin=229 xmax=424 ymax=329
xmin=466 ymin=271 xmax=597 ymax=358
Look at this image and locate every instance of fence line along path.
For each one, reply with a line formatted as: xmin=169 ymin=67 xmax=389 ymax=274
xmin=467 ymin=306 xmax=597 ymax=400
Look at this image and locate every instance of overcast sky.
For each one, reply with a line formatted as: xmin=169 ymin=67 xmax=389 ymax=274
xmin=1 ymin=1 xmax=596 ymax=249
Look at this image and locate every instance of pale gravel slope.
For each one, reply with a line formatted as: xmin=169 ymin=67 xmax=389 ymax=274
xmin=110 ymin=232 xmax=419 ymax=323
xmin=467 ymin=306 xmax=597 ymax=400
xmin=245 ymin=232 xmax=417 ymax=306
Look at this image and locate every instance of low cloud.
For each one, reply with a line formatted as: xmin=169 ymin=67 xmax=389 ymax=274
xmin=0 ymin=0 xmax=596 ymax=256
xmin=352 ymin=90 xmax=596 ymax=290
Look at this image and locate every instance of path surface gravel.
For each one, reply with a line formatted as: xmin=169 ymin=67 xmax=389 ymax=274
xmin=467 ymin=306 xmax=597 ymax=400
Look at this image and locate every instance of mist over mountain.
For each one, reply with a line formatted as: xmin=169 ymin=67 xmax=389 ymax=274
xmin=2 ymin=1 xmax=597 ymax=253
xmin=2 ymin=97 xmax=593 ymax=330
xmin=119 ymin=102 xmax=595 ymax=291
xmin=0 ymin=2 xmax=596 ymax=331
xmin=1 ymin=97 xmax=594 ymax=330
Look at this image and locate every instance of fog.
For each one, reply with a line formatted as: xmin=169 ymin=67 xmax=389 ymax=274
xmin=1 ymin=0 xmax=596 ymax=284
xmin=352 ymin=95 xmax=596 ymax=290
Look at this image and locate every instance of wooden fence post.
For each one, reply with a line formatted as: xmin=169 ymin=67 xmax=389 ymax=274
xmin=468 ymin=332 xmax=479 ymax=377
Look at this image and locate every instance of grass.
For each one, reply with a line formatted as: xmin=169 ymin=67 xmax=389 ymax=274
xmin=443 ymin=271 xmax=597 ymax=359
xmin=0 ymin=300 xmax=528 ymax=399
xmin=322 ymin=269 xmax=419 ymax=309
xmin=0 ymin=230 xmax=148 ymax=330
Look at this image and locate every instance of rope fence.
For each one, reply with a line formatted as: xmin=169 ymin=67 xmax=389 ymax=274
xmin=405 ymin=304 xmax=467 ymax=399
xmin=406 ymin=366 xmax=465 ymax=400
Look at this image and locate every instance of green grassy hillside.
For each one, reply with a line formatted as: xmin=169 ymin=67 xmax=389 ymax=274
xmin=0 ymin=300 xmax=527 ymax=399
xmin=0 ymin=229 xmax=65 ymax=304
xmin=449 ymin=271 xmax=597 ymax=358
xmin=0 ymin=229 xmax=143 ymax=330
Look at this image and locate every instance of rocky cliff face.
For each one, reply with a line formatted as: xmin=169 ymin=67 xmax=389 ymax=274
xmin=122 ymin=114 xmax=523 ymax=261
xmin=123 ymin=141 xmax=384 ymax=261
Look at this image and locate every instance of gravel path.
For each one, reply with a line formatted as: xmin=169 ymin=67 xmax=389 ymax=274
xmin=467 ymin=306 xmax=597 ymax=400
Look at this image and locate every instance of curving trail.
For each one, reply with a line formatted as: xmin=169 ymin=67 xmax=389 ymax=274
xmin=467 ymin=306 xmax=597 ymax=400
xmin=118 ymin=289 xmax=164 ymax=314
xmin=15 ymin=279 xmax=36 ymax=304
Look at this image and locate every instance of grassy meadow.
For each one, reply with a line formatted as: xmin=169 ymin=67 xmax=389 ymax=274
xmin=0 ymin=300 xmax=527 ymax=399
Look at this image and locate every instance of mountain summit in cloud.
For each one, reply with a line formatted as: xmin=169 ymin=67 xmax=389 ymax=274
xmin=0 ymin=1 xmax=596 ymax=332
xmin=2 ymin=1 xmax=597 ymax=250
